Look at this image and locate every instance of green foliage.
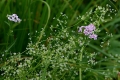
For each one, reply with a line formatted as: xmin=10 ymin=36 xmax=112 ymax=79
xmin=0 ymin=0 xmax=120 ymax=80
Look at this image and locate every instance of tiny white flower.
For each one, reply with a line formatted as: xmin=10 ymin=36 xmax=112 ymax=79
xmin=7 ymin=14 xmax=22 ymax=23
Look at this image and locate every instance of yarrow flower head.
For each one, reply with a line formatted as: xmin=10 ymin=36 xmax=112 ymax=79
xmin=78 ymin=23 xmax=97 ymax=40
xmin=7 ymin=14 xmax=22 ymax=23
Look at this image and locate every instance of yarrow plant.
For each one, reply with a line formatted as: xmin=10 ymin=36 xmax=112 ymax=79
xmin=7 ymin=14 xmax=22 ymax=23
xmin=78 ymin=23 xmax=97 ymax=40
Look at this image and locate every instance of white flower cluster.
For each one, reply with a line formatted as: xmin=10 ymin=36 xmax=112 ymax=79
xmin=7 ymin=14 xmax=22 ymax=23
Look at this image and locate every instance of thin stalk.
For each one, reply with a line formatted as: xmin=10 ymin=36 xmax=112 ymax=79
xmin=6 ymin=22 xmax=12 ymax=49
xmin=35 ymin=0 xmax=50 ymax=45
xmin=79 ymin=46 xmax=85 ymax=80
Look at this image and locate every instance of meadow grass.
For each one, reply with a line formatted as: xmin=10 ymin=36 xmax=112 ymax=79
xmin=0 ymin=0 xmax=120 ymax=80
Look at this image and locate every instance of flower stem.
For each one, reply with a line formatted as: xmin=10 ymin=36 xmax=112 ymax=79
xmin=79 ymin=46 xmax=84 ymax=80
xmin=36 ymin=0 xmax=50 ymax=45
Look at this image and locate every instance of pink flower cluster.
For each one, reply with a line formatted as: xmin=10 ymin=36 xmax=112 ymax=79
xmin=78 ymin=23 xmax=97 ymax=40
xmin=7 ymin=14 xmax=21 ymax=23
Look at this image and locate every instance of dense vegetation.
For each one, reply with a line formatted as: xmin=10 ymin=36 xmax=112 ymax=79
xmin=0 ymin=0 xmax=120 ymax=80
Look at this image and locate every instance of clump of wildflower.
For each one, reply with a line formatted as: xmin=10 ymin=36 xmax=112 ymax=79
xmin=78 ymin=23 xmax=97 ymax=40
xmin=7 ymin=14 xmax=22 ymax=23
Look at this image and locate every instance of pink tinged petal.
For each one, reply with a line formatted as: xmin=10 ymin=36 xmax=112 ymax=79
xmin=88 ymin=23 xmax=96 ymax=31
xmin=85 ymin=24 xmax=95 ymax=32
xmin=78 ymin=26 xmax=85 ymax=32
xmin=83 ymin=29 xmax=93 ymax=35
xmin=83 ymin=29 xmax=89 ymax=35
xmin=12 ymin=14 xmax=18 ymax=18
xmin=89 ymin=34 xmax=97 ymax=40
